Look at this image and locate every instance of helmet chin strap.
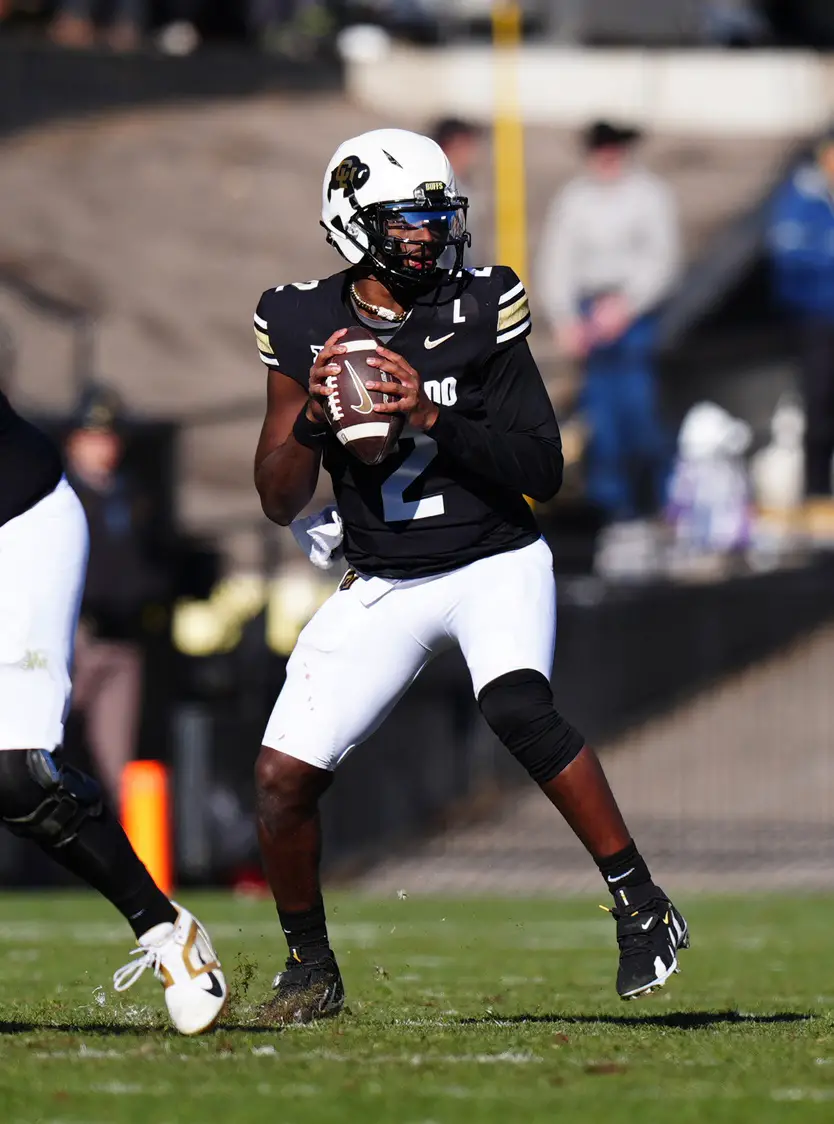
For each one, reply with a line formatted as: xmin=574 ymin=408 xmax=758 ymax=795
xmin=352 ymin=258 xmax=445 ymax=308
xmin=386 ymin=268 xmax=447 ymax=303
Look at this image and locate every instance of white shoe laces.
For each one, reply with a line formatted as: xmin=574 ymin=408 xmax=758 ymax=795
xmin=113 ymin=945 xmax=165 ymax=993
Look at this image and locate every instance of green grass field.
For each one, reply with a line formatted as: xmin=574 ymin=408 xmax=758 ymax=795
xmin=1 ymin=892 xmax=833 ymax=1123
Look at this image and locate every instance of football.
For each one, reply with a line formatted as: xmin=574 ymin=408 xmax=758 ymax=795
xmin=323 ymin=325 xmax=404 ymax=466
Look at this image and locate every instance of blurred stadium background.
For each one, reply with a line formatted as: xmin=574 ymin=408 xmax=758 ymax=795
xmin=2 ymin=0 xmax=834 ymax=905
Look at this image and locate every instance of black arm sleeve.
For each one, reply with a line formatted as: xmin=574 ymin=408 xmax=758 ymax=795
xmin=426 ymin=339 xmax=564 ymax=503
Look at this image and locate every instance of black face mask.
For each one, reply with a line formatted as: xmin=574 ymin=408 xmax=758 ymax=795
xmin=349 ymin=195 xmax=471 ymax=292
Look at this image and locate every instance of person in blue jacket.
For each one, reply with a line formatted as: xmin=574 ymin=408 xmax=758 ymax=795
xmin=769 ymin=130 xmax=834 ymax=497
xmin=537 ymin=123 xmax=682 ymax=523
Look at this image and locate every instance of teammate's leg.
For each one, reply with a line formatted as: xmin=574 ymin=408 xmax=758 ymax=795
xmin=0 ymin=749 xmax=175 ymax=934
xmin=0 ymin=750 xmax=229 ymax=1033
xmin=454 ymin=538 xmax=688 ymax=998
xmin=0 ymin=481 xmax=227 ymax=1034
xmin=256 ymin=574 xmax=442 ymax=1022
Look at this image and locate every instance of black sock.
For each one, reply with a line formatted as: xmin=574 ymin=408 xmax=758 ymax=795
xmin=0 ymin=751 xmax=175 ymax=939
xmin=278 ymin=898 xmax=331 ymax=962
xmin=47 ymin=807 xmax=177 ymax=938
xmin=597 ymin=839 xmax=653 ymax=898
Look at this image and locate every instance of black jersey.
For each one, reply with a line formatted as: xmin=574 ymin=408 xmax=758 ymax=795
xmin=254 ymin=266 xmax=564 ymax=579
xmin=0 ymin=391 xmax=63 ymax=529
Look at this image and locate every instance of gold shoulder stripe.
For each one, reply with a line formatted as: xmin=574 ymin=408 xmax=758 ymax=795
xmin=498 ymin=294 xmax=529 ymax=333
xmin=254 ymin=326 xmax=275 ymax=356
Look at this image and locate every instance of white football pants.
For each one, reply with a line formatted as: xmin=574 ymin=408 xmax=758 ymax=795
xmin=262 ymin=537 xmax=556 ymax=771
xmin=0 ymin=478 xmax=88 ymax=751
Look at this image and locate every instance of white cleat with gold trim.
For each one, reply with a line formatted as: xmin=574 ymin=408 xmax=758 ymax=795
xmin=113 ymin=904 xmax=228 ymax=1035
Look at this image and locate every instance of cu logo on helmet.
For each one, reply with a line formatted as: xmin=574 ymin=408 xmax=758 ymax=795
xmin=328 ymin=156 xmax=370 ymax=200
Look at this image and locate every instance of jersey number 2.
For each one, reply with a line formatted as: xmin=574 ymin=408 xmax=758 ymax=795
xmin=381 ymin=434 xmax=444 ymax=522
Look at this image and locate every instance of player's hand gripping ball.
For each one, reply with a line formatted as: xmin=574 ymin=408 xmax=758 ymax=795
xmin=314 ymin=326 xmax=404 ymax=466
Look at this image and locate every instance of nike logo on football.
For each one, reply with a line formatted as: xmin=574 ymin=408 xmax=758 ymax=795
xmin=345 ymin=359 xmax=374 ymax=414
xmin=424 ymin=333 xmax=454 ymax=349
xmin=606 ymin=868 xmax=635 ymax=884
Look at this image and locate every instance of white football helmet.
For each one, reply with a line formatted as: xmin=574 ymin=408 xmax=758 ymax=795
xmin=321 ymin=128 xmax=470 ymax=288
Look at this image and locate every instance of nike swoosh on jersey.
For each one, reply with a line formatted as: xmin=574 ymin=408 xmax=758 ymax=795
xmin=424 ymin=333 xmax=454 ymax=349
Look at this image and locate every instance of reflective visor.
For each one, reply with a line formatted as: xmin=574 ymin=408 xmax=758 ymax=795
xmin=382 ymin=208 xmax=464 ymax=241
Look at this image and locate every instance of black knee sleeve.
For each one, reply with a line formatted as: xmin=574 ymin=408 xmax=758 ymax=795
xmin=478 ymin=670 xmax=585 ymax=785
xmin=0 ymin=750 xmax=174 ymax=936
xmin=0 ymin=749 xmax=102 ymax=848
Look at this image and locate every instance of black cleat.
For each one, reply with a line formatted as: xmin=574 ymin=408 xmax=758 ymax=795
xmin=608 ymin=886 xmax=690 ymax=1000
xmin=258 ymin=953 xmax=345 ymax=1025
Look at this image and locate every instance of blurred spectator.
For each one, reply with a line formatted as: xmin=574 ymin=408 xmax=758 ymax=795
xmin=432 ymin=117 xmax=482 ymax=190
xmin=248 ymin=0 xmax=332 ymax=55
xmin=768 ymin=129 xmax=834 ymax=499
xmin=156 ymin=1 xmax=203 ymax=55
xmin=703 ymin=0 xmax=769 ymax=45
xmin=431 ymin=117 xmax=485 ymax=262
xmin=49 ymin=0 xmax=147 ymax=50
xmin=666 ymin=402 xmax=753 ymax=564
xmin=65 ymin=385 xmax=170 ymax=803
xmin=750 ymin=395 xmax=805 ymax=513
xmin=537 ymin=120 xmax=681 ymax=523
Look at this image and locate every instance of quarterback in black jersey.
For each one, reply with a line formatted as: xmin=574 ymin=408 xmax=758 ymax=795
xmin=254 ymin=264 xmax=557 ymax=577
xmin=0 ymin=389 xmax=227 ymax=1034
xmin=254 ymin=129 xmax=688 ymax=1021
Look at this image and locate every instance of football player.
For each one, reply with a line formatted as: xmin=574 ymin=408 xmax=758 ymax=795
xmin=0 ymin=390 xmax=227 ymax=1034
xmin=253 ymin=129 xmax=688 ymax=1022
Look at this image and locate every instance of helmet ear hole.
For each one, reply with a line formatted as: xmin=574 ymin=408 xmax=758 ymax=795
xmin=325 ymin=213 xmax=368 ymax=266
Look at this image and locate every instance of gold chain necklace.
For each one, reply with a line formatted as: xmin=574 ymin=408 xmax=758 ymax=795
xmin=349 ymin=282 xmax=407 ymax=323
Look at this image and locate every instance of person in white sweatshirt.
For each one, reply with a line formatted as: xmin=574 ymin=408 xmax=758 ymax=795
xmin=537 ymin=121 xmax=681 ymax=522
